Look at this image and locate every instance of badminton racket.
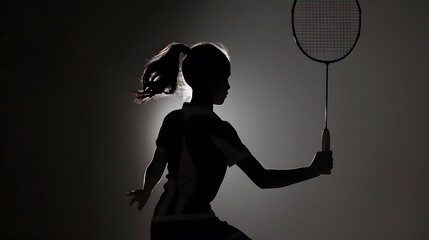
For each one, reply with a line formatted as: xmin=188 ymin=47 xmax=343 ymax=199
xmin=291 ymin=0 xmax=361 ymax=151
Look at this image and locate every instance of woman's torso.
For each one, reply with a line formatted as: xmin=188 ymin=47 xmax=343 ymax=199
xmin=153 ymin=103 xmax=249 ymax=222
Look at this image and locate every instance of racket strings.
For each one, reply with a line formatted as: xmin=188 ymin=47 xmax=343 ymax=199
xmin=293 ymin=0 xmax=360 ymax=62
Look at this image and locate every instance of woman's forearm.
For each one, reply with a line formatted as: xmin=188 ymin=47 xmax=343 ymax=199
xmin=261 ymin=167 xmax=320 ymax=189
xmin=142 ymin=149 xmax=167 ymax=192
xmin=238 ymin=154 xmax=321 ymax=189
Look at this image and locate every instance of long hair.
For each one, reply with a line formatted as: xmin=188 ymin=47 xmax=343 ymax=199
xmin=134 ymin=42 xmax=229 ymax=103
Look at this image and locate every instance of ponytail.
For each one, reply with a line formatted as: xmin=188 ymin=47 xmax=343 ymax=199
xmin=134 ymin=42 xmax=190 ymax=103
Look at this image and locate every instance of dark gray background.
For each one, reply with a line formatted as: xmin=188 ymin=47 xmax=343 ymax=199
xmin=2 ymin=0 xmax=428 ymax=239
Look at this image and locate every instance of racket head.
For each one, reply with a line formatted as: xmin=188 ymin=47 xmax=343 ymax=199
xmin=292 ymin=0 xmax=362 ymax=64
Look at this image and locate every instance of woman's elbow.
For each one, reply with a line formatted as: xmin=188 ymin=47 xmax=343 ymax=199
xmin=252 ymin=172 xmax=282 ymax=189
xmin=253 ymin=175 xmax=271 ymax=189
xmin=257 ymin=183 xmax=269 ymax=189
xmin=257 ymin=182 xmax=275 ymax=189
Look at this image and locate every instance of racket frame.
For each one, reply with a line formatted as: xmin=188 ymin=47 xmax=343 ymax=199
xmin=291 ymin=0 xmax=362 ymax=150
xmin=291 ymin=0 xmax=362 ymax=65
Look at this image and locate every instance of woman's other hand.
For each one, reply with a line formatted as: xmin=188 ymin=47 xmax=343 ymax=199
xmin=127 ymin=188 xmax=151 ymax=210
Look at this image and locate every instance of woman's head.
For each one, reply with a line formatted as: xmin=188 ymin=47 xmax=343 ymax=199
xmin=135 ymin=42 xmax=231 ymax=104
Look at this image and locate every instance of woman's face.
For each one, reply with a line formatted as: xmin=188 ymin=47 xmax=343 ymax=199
xmin=211 ymin=70 xmax=231 ymax=105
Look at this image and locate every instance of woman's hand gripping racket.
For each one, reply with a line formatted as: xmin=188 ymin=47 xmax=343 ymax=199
xmin=292 ymin=0 xmax=361 ymax=151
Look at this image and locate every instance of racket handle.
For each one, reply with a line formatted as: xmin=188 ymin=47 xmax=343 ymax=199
xmin=321 ymin=128 xmax=330 ymax=151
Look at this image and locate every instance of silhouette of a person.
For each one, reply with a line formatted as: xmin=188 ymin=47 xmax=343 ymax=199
xmin=127 ymin=42 xmax=333 ymax=240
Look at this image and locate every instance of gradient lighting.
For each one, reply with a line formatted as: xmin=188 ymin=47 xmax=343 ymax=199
xmin=3 ymin=0 xmax=427 ymax=240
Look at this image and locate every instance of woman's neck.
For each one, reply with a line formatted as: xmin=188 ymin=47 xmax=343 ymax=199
xmin=189 ymin=94 xmax=213 ymax=110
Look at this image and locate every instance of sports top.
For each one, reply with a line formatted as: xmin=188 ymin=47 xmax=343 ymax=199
xmin=152 ymin=103 xmax=250 ymax=222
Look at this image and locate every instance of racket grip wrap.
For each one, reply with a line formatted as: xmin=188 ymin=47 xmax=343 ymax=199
xmin=321 ymin=128 xmax=330 ymax=151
